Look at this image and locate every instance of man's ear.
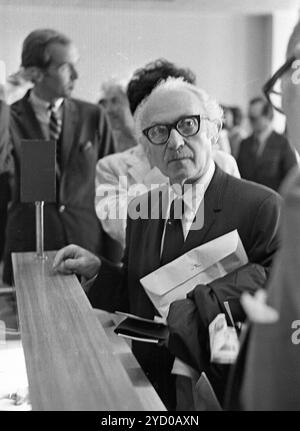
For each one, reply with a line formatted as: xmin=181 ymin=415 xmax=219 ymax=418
xmin=140 ymin=139 xmax=155 ymax=168
xmin=24 ymin=66 xmax=44 ymax=84
xmin=214 ymin=118 xmax=223 ymax=134
xmin=210 ymin=119 xmax=222 ymax=145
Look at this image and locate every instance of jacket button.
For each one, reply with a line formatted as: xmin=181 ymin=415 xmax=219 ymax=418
xmin=59 ymin=205 xmax=66 ymax=213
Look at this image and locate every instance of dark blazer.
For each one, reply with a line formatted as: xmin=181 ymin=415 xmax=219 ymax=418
xmin=237 ymin=130 xmax=297 ymax=192
xmin=87 ymin=166 xmax=281 ymax=409
xmin=0 ymin=93 xmax=115 ymax=284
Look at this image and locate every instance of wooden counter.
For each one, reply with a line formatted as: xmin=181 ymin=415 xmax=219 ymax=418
xmin=12 ymin=251 xmax=165 ymax=411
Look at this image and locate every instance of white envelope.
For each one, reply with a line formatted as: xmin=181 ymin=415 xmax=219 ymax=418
xmin=140 ymin=230 xmax=248 ymax=319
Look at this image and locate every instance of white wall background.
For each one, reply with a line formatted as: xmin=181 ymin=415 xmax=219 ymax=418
xmin=0 ymin=3 xmax=273 ymax=111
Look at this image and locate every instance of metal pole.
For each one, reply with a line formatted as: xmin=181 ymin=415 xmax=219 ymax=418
xmin=35 ymin=201 xmax=45 ymax=259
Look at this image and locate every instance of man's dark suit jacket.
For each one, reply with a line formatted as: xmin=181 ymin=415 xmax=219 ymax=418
xmin=87 ymin=166 xmax=281 ymax=409
xmin=237 ymin=130 xmax=297 ymax=192
xmin=0 ymin=93 xmax=115 ymax=284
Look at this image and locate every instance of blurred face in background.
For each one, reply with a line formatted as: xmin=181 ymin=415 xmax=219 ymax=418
xmin=100 ymin=84 xmax=134 ymax=131
xmin=248 ymin=101 xmax=271 ymax=135
xmin=37 ymin=42 xmax=79 ymax=100
xmin=223 ymin=107 xmax=234 ymax=131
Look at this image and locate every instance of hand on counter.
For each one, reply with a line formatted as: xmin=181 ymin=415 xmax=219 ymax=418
xmin=53 ymin=244 xmax=101 ymax=280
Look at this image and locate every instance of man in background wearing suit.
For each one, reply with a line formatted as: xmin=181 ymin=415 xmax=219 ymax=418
xmin=0 ymin=29 xmax=115 ymax=284
xmin=53 ymin=78 xmax=280 ymax=410
xmin=237 ymin=97 xmax=297 ymax=191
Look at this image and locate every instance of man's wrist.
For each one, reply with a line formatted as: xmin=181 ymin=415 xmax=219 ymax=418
xmin=82 ymin=257 xmax=101 ymax=292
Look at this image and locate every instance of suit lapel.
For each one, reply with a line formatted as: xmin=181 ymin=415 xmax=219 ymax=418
xmin=253 ymin=132 xmax=274 ymax=176
xmin=140 ymin=169 xmax=227 ymax=272
xmin=61 ymin=98 xmax=78 ymax=169
xmin=257 ymin=131 xmax=274 ymax=161
xmin=15 ymin=93 xmax=45 ymax=139
xmin=183 ymin=166 xmax=226 ymax=252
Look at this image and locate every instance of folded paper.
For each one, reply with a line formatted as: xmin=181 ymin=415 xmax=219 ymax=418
xmin=140 ymin=230 xmax=248 ymax=318
xmin=209 ymin=314 xmax=239 ymax=364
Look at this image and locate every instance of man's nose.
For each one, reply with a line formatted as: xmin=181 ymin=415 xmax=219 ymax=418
xmin=167 ymin=128 xmax=185 ymax=151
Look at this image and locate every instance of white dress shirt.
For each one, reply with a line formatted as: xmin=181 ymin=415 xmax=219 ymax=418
xmin=160 ymin=160 xmax=215 ymax=254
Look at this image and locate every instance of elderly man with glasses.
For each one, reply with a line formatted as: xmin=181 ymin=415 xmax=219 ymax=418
xmin=53 ymin=78 xmax=280 ymax=410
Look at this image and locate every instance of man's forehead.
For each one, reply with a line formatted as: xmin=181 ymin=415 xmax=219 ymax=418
xmin=141 ymin=87 xmax=202 ymax=125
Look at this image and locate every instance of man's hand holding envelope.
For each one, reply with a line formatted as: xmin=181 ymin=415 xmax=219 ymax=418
xmin=140 ymin=230 xmax=248 ymax=319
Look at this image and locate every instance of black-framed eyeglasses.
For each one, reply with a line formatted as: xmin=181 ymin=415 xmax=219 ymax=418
xmin=263 ymin=56 xmax=296 ymax=114
xmin=142 ymin=114 xmax=208 ymax=145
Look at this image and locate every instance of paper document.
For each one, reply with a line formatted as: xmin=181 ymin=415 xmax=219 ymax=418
xmin=209 ymin=314 xmax=239 ymax=364
xmin=140 ymin=230 xmax=248 ymax=318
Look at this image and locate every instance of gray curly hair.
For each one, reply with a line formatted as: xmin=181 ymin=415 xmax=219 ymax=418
xmin=134 ymin=77 xmax=223 ymax=145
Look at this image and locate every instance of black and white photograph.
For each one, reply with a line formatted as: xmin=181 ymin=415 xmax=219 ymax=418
xmin=0 ymin=0 xmax=300 ymax=418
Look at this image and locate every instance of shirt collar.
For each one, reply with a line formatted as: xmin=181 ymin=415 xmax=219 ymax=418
xmin=170 ymin=160 xmax=215 ymax=212
xmin=256 ymin=124 xmax=273 ymax=145
xmin=29 ymin=90 xmax=64 ymax=112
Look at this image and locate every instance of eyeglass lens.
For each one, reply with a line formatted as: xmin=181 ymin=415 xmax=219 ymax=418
xmin=148 ymin=116 xmax=200 ymax=144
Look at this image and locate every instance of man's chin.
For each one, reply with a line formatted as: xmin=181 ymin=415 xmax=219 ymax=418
xmin=64 ymin=87 xmax=74 ymax=98
xmin=169 ymin=167 xmax=208 ymax=186
xmin=168 ymin=168 xmax=192 ymax=186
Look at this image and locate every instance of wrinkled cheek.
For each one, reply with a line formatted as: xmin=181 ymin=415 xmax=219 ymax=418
xmin=147 ymin=147 xmax=163 ymax=170
xmin=199 ymin=132 xmax=213 ymax=153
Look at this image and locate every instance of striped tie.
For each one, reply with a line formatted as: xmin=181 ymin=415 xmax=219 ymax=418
xmin=49 ymin=105 xmax=63 ymax=170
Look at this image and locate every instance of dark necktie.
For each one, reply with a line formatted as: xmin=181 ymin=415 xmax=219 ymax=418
xmin=49 ymin=105 xmax=63 ymax=170
xmin=161 ymin=198 xmax=185 ymax=266
xmin=252 ymin=136 xmax=261 ymax=158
